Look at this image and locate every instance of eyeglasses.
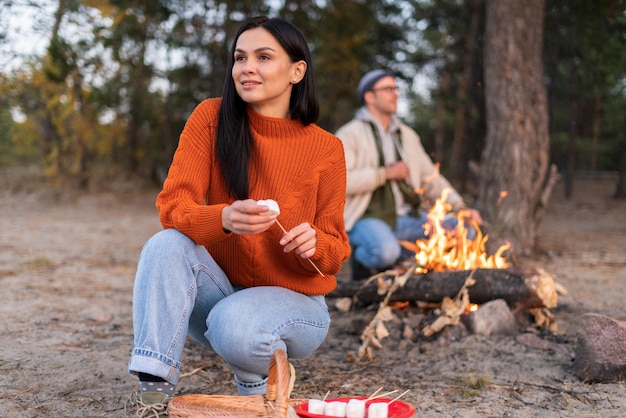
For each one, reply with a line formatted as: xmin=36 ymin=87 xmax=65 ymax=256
xmin=370 ymin=86 xmax=399 ymax=94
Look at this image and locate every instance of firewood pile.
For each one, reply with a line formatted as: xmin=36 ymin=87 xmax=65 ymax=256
xmin=330 ymin=263 xmax=560 ymax=361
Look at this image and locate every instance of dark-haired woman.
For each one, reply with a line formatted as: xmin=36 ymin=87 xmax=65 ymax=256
xmin=128 ymin=15 xmax=350 ymax=416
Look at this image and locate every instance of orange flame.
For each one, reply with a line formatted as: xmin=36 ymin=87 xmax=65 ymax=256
xmin=466 ymin=303 xmax=479 ymax=313
xmin=401 ymin=189 xmax=510 ymax=273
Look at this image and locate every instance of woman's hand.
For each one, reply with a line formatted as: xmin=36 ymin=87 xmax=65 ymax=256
xmin=221 ymin=199 xmax=277 ymax=235
xmin=279 ymin=222 xmax=318 ymax=259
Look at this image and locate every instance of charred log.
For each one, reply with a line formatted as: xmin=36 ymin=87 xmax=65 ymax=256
xmin=330 ymin=268 xmax=557 ymax=311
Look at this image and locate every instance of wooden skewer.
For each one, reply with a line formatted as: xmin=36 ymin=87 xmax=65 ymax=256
xmin=388 ymin=389 xmax=410 ymax=405
xmin=275 ymin=219 xmax=325 ymax=277
xmin=367 ymin=387 xmax=384 ymax=399
xmin=369 ymin=389 xmax=399 ymax=400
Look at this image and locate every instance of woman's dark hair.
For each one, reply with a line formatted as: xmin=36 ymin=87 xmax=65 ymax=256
xmin=216 ymin=16 xmax=319 ymax=200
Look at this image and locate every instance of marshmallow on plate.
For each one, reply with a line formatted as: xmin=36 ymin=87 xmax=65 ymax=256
xmin=368 ymin=402 xmax=389 ymax=418
xmin=324 ymin=401 xmax=347 ymax=417
xmin=306 ymin=399 xmax=326 ymax=415
xmin=346 ymin=399 xmax=366 ymax=418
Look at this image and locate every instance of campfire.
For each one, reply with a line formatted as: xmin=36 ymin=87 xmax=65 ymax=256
xmin=400 ymin=188 xmax=510 ymax=274
xmin=330 ymin=190 xmax=559 ymax=360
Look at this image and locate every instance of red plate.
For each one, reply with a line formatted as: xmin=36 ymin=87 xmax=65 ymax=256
xmin=294 ymin=397 xmax=415 ymax=418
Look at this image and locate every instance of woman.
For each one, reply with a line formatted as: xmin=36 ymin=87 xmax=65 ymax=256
xmin=129 ymin=15 xmax=350 ymax=415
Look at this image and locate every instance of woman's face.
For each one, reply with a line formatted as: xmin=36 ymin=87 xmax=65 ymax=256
xmin=232 ymin=27 xmax=306 ymax=118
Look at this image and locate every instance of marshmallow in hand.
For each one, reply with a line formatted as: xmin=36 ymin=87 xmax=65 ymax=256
xmin=257 ymin=199 xmax=280 ymax=215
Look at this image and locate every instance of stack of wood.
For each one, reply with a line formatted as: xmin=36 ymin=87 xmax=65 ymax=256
xmin=330 ymin=265 xmax=559 ymax=360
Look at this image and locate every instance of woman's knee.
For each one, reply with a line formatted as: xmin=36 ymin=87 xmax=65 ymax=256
xmin=145 ymin=229 xmax=192 ymax=249
xmin=206 ymin=289 xmax=329 ymax=363
xmin=140 ymin=229 xmax=195 ymax=259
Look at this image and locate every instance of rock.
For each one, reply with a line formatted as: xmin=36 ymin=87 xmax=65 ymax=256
xmin=461 ymin=299 xmax=518 ymax=336
xmin=573 ymin=313 xmax=626 ymax=383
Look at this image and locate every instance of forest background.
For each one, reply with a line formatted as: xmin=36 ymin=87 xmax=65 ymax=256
xmin=0 ymin=0 xmax=625 ymax=257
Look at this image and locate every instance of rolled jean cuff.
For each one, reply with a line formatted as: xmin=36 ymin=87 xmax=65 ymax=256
xmin=234 ymin=374 xmax=268 ymax=396
xmin=128 ymin=347 xmax=182 ymax=384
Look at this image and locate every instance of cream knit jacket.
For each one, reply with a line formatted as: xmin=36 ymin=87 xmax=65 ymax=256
xmin=335 ymin=108 xmax=467 ymax=232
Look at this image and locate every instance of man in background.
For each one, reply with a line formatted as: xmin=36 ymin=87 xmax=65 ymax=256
xmin=335 ymin=69 xmax=482 ymax=279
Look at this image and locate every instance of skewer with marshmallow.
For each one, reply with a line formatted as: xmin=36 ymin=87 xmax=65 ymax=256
xmin=258 ymin=199 xmax=324 ymax=277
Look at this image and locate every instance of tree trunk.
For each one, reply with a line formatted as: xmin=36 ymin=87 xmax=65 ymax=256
xmin=477 ymin=0 xmax=552 ymax=257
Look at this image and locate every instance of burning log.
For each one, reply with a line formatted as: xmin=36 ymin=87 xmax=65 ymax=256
xmin=330 ymin=267 xmax=557 ymax=312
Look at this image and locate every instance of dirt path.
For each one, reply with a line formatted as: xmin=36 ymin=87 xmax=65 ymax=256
xmin=1 ymin=170 xmax=625 ymax=417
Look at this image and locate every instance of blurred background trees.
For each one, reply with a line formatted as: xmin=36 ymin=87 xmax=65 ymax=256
xmin=0 ymin=0 xmax=624 ymax=254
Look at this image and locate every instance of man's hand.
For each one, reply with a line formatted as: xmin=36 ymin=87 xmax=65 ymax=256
xmin=459 ymin=208 xmax=483 ymax=225
xmin=384 ymin=161 xmax=409 ymax=181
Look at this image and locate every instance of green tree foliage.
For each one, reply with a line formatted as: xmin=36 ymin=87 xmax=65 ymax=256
xmin=308 ymin=0 xmax=407 ymax=130
xmin=544 ymin=0 xmax=626 ymax=197
xmin=408 ymin=0 xmax=625 ymax=198
xmin=0 ymin=0 xmax=624 ymax=198
xmin=403 ymin=0 xmax=487 ymax=193
xmin=0 ymin=96 xmax=21 ymax=166
xmin=0 ymin=2 xmax=14 ymax=50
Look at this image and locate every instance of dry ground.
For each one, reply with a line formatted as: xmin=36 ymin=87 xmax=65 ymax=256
xmin=1 ymin=168 xmax=625 ymax=417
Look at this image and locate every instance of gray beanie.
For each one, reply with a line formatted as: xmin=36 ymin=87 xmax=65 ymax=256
xmin=357 ymin=69 xmax=395 ymax=103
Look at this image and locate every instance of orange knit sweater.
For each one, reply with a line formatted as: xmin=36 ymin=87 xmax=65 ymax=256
xmin=156 ymin=98 xmax=350 ymax=295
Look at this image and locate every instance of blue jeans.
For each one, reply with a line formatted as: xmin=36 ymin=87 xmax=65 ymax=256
xmin=128 ymin=229 xmax=330 ymax=395
xmin=348 ymin=214 xmax=460 ymax=270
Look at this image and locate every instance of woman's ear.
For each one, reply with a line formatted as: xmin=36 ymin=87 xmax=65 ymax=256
xmin=291 ymin=60 xmax=307 ymax=83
